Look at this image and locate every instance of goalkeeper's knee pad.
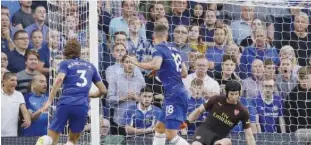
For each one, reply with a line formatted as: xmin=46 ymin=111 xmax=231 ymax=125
xmin=36 ymin=135 xmax=53 ymax=145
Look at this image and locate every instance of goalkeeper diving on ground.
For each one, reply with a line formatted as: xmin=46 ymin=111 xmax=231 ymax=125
xmin=36 ymin=39 xmax=107 ymax=145
xmin=186 ymin=80 xmax=256 ymax=145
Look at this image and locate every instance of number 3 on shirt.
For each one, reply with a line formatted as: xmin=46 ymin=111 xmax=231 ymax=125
xmin=77 ymin=70 xmax=87 ymax=87
xmin=172 ymin=53 xmax=182 ymax=72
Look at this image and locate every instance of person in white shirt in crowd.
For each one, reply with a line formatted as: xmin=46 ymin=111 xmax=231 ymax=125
xmin=1 ymin=72 xmax=31 ymax=137
xmin=183 ymin=55 xmax=220 ymax=99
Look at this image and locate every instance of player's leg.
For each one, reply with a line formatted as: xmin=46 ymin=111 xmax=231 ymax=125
xmin=165 ymin=120 xmax=189 ymax=145
xmin=42 ymin=105 xmax=70 ymax=145
xmin=213 ymin=138 xmax=232 ymax=145
xmin=47 ymin=130 xmax=61 ymax=145
xmin=67 ymin=105 xmax=88 ymax=144
xmin=152 ymin=110 xmax=167 ymax=145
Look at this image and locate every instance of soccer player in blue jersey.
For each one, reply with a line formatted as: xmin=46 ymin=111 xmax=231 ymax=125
xmin=36 ymin=39 xmax=107 ymax=145
xmin=130 ymin=24 xmax=189 ymax=145
xmin=253 ymin=79 xmax=286 ymax=133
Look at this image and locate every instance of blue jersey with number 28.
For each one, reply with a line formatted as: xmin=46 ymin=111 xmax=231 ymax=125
xmin=152 ymin=42 xmax=184 ymax=91
xmin=57 ymin=58 xmax=102 ymax=106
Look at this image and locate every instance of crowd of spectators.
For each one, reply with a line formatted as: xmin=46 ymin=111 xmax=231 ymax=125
xmin=1 ymin=0 xmax=311 ymax=143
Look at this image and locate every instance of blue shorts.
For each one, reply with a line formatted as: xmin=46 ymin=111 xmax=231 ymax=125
xmin=157 ymin=88 xmax=189 ymax=130
xmin=49 ymin=105 xmax=88 ymax=133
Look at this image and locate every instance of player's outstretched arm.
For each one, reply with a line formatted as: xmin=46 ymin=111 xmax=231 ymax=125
xmin=188 ymin=105 xmax=205 ymax=123
xmin=244 ymin=128 xmax=256 ymax=145
xmin=131 ymin=56 xmax=163 ymax=70
xmin=41 ymin=73 xmax=66 ymax=112
xmin=89 ymin=81 xmax=107 ymax=98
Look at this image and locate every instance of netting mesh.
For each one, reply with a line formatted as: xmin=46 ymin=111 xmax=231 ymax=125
xmin=1 ymin=0 xmax=311 ymax=145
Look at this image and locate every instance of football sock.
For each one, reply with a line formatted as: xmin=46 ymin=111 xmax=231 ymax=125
xmin=170 ymin=135 xmax=189 ymax=145
xmin=152 ymin=132 xmax=166 ymax=145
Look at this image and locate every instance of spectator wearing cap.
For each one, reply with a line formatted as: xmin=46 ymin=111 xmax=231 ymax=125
xmin=240 ymin=28 xmax=279 ymax=76
xmin=1 ymin=72 xmax=31 ymax=137
xmin=1 ymin=14 xmax=17 ymax=53
xmin=109 ymin=0 xmax=147 ymax=42
xmin=23 ymin=73 xmax=48 ymax=136
xmin=12 ymin=0 xmax=34 ymax=29
xmin=276 ymin=58 xmax=298 ymax=99
xmin=25 ymin=5 xmax=49 ymax=41
xmin=6 ymin=30 xmax=30 ymax=73
xmin=16 ymin=50 xmax=39 ymax=94
xmin=284 ymin=67 xmax=311 ymax=133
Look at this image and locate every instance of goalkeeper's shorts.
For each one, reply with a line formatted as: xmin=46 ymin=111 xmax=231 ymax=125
xmin=193 ymin=125 xmax=222 ymax=145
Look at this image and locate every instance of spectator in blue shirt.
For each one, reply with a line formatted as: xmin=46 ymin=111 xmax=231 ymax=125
xmin=6 ymin=30 xmax=29 ymax=73
xmin=23 ymin=73 xmax=48 ymax=136
xmin=29 ymin=30 xmax=49 ymax=75
xmin=123 ymin=87 xmax=161 ymax=135
xmin=206 ymin=27 xmax=227 ymax=70
xmin=200 ymin=10 xmax=216 ymax=44
xmin=25 ymin=5 xmax=48 ymax=41
xmin=128 ymin=16 xmax=153 ymax=63
xmin=240 ymin=28 xmax=279 ymax=76
xmin=185 ymin=78 xmax=207 ymax=136
xmin=167 ymin=0 xmax=191 ymax=31
xmin=109 ymin=0 xmax=147 ymax=42
xmin=1 ymin=14 xmax=16 ymax=53
xmin=253 ymin=79 xmax=286 ymax=133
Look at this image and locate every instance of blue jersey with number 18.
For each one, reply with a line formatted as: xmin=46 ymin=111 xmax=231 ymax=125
xmin=57 ymin=58 xmax=102 ymax=106
xmin=152 ymin=42 xmax=184 ymax=91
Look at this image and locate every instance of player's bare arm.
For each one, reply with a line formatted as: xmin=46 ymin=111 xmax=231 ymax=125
xmin=89 ymin=81 xmax=107 ymax=98
xmin=131 ymin=56 xmax=163 ymax=70
xmin=20 ymin=103 xmax=31 ymax=128
xmin=188 ymin=105 xmax=205 ymax=123
xmin=41 ymin=73 xmax=66 ymax=112
xmin=244 ymin=128 xmax=256 ymax=145
xmin=181 ymin=62 xmax=188 ymax=78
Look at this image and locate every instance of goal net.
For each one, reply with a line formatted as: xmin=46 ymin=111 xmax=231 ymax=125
xmin=1 ymin=0 xmax=311 ymax=145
